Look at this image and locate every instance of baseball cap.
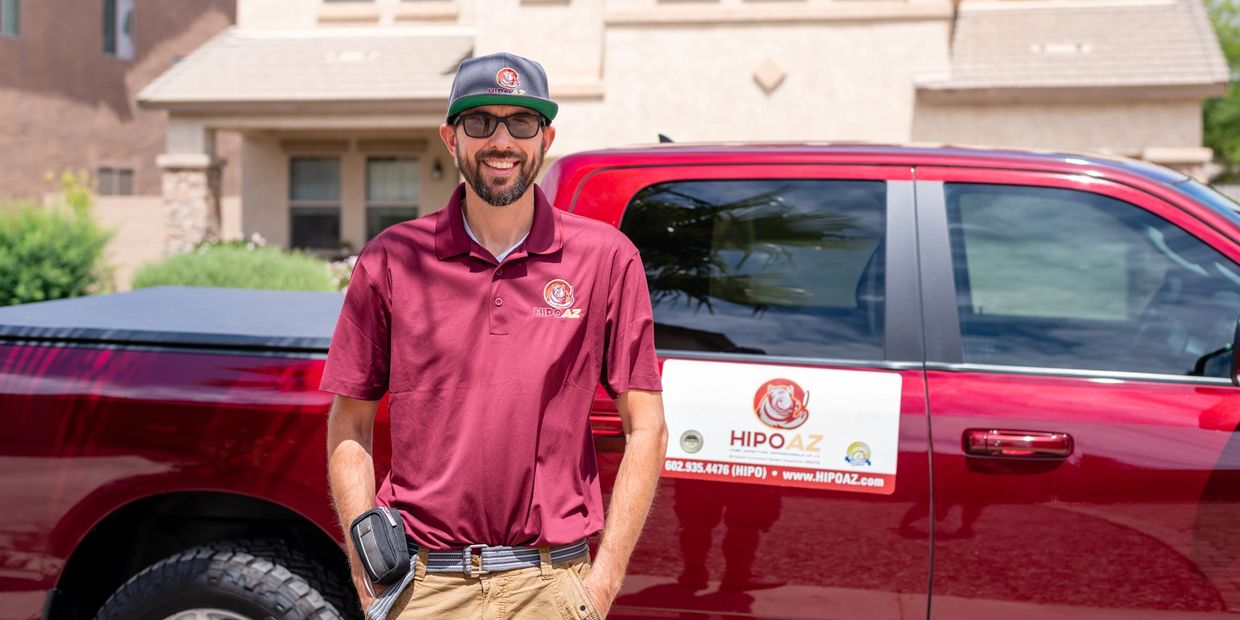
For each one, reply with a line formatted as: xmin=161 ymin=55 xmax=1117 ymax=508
xmin=446 ymin=52 xmax=559 ymax=122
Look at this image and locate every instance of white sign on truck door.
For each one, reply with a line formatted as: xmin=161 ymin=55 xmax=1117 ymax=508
xmin=661 ymin=359 xmax=901 ymax=495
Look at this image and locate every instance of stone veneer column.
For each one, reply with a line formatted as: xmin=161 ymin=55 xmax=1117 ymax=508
xmin=157 ymin=153 xmax=223 ymax=256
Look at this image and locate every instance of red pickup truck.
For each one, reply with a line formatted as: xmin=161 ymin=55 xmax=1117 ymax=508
xmin=2 ymin=144 xmax=1239 ymax=620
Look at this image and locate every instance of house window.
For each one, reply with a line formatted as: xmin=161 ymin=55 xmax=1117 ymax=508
xmin=290 ymin=157 xmax=342 ymax=250
xmin=103 ymin=0 xmax=134 ymax=59
xmin=1 ymin=0 xmax=19 ymax=36
xmin=97 ymin=167 xmax=134 ymax=196
xmin=366 ymin=157 xmax=419 ymax=239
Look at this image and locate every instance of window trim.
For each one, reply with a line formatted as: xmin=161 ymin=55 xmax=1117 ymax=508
xmin=664 ymin=349 xmax=924 ymax=373
xmin=925 ymin=362 xmax=1235 ymax=387
xmin=885 ymin=180 xmax=922 ymax=363
xmin=914 ymin=179 xmax=963 ymax=364
xmin=915 ymin=167 xmax=1240 ymax=384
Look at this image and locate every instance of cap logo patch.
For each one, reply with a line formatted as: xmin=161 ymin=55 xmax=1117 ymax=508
xmin=496 ymin=67 xmax=520 ymax=90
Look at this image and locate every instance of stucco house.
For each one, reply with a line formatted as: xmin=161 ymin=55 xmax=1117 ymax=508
xmin=135 ymin=0 xmax=1228 ymax=266
xmin=0 ymin=0 xmax=237 ymax=288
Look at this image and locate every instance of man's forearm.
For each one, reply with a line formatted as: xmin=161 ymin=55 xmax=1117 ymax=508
xmin=328 ymin=435 xmax=377 ymax=537
xmin=592 ymin=426 xmax=665 ymax=584
xmin=326 ymin=396 xmax=381 ymax=606
xmin=590 ymin=390 xmax=669 ymax=602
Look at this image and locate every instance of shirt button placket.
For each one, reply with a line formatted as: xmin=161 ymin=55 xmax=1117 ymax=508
xmin=489 ymin=266 xmax=509 ymax=335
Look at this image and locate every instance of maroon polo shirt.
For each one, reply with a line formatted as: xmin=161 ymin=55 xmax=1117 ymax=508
xmin=320 ymin=183 xmax=662 ymax=549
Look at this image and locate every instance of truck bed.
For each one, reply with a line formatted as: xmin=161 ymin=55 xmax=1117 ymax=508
xmin=0 ymin=286 xmax=343 ymax=352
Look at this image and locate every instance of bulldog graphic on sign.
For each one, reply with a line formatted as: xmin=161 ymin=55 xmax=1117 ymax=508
xmin=753 ymin=379 xmax=810 ymax=430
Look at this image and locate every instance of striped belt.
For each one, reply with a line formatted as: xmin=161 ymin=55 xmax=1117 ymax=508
xmin=367 ymin=539 xmax=589 ymax=620
xmin=408 ymin=538 xmax=589 ymax=577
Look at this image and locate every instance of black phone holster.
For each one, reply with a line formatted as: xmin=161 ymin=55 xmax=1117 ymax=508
xmin=349 ymin=506 xmax=410 ymax=585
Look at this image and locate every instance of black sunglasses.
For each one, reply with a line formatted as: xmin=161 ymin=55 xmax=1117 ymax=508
xmin=454 ymin=112 xmax=546 ymax=140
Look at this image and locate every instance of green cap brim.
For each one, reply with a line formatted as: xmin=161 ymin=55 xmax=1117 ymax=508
xmin=448 ymin=94 xmax=558 ymax=122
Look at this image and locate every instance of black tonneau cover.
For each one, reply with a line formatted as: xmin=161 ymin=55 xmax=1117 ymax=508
xmin=0 ymin=286 xmax=344 ymax=352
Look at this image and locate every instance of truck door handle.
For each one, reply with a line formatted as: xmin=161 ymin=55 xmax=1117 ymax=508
xmin=963 ymin=429 xmax=1073 ymax=458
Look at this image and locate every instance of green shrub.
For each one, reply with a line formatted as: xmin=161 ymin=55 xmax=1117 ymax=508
xmin=132 ymin=243 xmax=338 ymax=292
xmin=0 ymin=172 xmax=114 ymax=306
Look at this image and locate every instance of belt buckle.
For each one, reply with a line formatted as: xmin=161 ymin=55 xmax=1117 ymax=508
xmin=463 ymin=544 xmax=489 ymax=577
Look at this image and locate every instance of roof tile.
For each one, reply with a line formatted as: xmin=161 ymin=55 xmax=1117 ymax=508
xmin=139 ymin=28 xmax=473 ymax=104
xmin=927 ymin=0 xmax=1228 ymax=89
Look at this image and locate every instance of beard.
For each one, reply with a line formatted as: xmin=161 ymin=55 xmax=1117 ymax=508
xmin=457 ymin=144 xmax=544 ymax=207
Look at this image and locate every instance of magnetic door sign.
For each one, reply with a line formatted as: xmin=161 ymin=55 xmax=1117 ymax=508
xmin=661 ymin=359 xmax=901 ymax=495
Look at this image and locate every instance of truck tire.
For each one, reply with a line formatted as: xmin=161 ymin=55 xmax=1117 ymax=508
xmin=94 ymin=540 xmax=358 ymax=620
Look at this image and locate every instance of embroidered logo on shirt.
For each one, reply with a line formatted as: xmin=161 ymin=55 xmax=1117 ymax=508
xmin=543 ymin=279 xmax=575 ymax=309
xmin=534 ymin=278 xmax=583 ymax=319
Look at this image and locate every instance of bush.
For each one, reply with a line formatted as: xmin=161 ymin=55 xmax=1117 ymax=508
xmin=0 ymin=172 xmax=114 ymax=307
xmin=326 ymin=254 xmax=357 ymax=291
xmin=132 ymin=239 xmax=339 ymax=292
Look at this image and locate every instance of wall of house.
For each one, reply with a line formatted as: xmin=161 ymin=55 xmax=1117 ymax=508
xmin=221 ymin=194 xmax=243 ymax=241
xmin=470 ymin=0 xmax=604 ymax=90
xmin=240 ymin=133 xmax=289 ymax=248
xmin=448 ymin=0 xmax=955 ymax=155
xmin=911 ymin=99 xmax=1205 ymax=156
xmin=238 ymin=0 xmax=317 ymax=29
xmin=548 ymin=18 xmax=953 ymax=156
xmin=93 ymin=195 xmax=164 ymax=291
xmin=0 ymin=0 xmax=239 ymax=201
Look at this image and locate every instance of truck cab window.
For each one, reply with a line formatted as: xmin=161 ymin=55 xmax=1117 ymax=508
xmin=946 ymin=183 xmax=1240 ymax=377
xmin=620 ymin=179 xmax=887 ymax=360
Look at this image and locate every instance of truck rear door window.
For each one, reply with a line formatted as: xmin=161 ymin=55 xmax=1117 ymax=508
xmin=946 ymin=183 xmax=1240 ymax=377
xmin=620 ymin=179 xmax=886 ymax=360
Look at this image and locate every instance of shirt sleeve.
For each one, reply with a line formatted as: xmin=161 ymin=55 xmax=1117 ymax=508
xmin=320 ymin=242 xmax=391 ymax=400
xmin=601 ymin=243 xmax=663 ymax=399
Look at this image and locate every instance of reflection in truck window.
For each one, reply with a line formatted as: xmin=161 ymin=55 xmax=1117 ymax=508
xmin=621 ymin=179 xmax=886 ymax=360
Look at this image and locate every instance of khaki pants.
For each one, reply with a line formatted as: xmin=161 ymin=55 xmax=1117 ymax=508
xmin=373 ymin=548 xmax=603 ymax=620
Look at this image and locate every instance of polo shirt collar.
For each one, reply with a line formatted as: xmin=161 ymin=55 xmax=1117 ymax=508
xmin=435 ymin=183 xmax=563 ymax=262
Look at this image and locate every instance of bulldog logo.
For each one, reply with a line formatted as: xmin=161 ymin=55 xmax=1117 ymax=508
xmin=496 ymin=67 xmax=520 ymax=90
xmin=543 ymin=278 xmax=575 ymax=310
xmin=752 ymin=379 xmax=810 ymax=430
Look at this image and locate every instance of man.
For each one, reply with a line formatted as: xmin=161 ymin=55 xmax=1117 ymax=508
xmin=322 ymin=52 xmax=668 ymax=619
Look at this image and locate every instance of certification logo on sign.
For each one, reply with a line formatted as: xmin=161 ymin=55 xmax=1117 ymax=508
xmin=661 ymin=359 xmax=901 ymax=495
